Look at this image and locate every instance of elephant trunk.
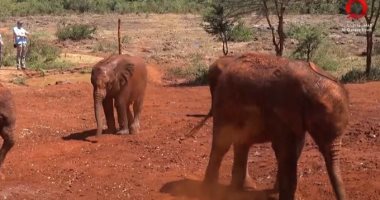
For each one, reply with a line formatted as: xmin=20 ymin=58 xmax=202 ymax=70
xmin=94 ymin=91 xmax=105 ymax=136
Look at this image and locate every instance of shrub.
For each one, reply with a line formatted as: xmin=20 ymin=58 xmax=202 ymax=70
xmin=341 ymin=68 xmax=380 ymax=83
xmin=0 ymin=35 xmax=69 ymax=70
xmin=203 ymin=3 xmax=234 ymax=55
xmin=56 ymin=23 xmax=96 ymax=41
xmin=27 ymin=36 xmax=70 ymax=70
xmin=166 ymin=54 xmax=208 ymax=85
xmin=311 ymin=40 xmax=343 ymax=72
xmin=229 ymin=21 xmax=254 ymax=42
xmin=287 ymin=24 xmax=324 ymax=61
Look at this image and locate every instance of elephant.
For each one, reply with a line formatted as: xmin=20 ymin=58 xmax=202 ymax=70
xmin=91 ymin=54 xmax=148 ymax=136
xmin=200 ymin=52 xmax=349 ymax=200
xmin=0 ymin=84 xmax=15 ymax=173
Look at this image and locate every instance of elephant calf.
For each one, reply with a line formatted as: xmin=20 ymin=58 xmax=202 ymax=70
xmin=202 ymin=52 xmax=349 ymax=200
xmin=0 ymin=84 xmax=15 ymax=173
xmin=91 ymin=55 xmax=147 ymax=136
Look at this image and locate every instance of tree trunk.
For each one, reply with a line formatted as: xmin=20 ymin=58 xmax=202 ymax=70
xmin=277 ymin=14 xmax=285 ymax=56
xmin=366 ymin=31 xmax=373 ymax=77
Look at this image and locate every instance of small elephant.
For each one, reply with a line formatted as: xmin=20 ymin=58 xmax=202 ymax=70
xmin=201 ymin=52 xmax=349 ymax=200
xmin=91 ymin=54 xmax=147 ymax=136
xmin=0 ymin=84 xmax=15 ymax=173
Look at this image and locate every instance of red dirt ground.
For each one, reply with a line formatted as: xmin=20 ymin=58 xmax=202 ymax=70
xmin=0 ymin=78 xmax=379 ymax=199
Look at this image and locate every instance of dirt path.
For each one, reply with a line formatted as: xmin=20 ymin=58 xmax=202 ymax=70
xmin=0 ymin=73 xmax=378 ymax=199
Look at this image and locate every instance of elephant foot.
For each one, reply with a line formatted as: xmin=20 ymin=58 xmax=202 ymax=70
xmin=116 ymin=129 xmax=130 ymax=135
xmin=244 ymin=177 xmax=257 ymax=190
xmin=130 ymin=122 xmax=140 ymax=134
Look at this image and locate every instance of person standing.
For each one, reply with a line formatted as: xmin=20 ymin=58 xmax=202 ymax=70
xmin=13 ymin=21 xmax=29 ymax=70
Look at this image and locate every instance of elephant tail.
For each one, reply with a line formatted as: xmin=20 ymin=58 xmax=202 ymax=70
xmin=185 ymin=109 xmax=212 ymax=138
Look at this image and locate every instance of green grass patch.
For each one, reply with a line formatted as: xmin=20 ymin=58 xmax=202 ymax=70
xmin=229 ymin=21 xmax=254 ymax=42
xmin=341 ymin=68 xmax=380 ymax=83
xmin=56 ymin=23 xmax=96 ymax=41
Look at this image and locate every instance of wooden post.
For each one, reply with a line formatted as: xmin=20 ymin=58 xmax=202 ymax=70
xmin=118 ymin=18 xmax=121 ymax=55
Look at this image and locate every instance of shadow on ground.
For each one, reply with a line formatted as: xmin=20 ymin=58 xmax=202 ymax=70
xmin=160 ymin=179 xmax=275 ymax=200
xmin=62 ymin=129 xmax=99 ymax=143
xmin=186 ymin=114 xmax=208 ymax=118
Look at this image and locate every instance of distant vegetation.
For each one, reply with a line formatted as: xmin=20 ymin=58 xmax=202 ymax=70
xmin=0 ymin=0 xmax=347 ymax=17
xmin=56 ymin=23 xmax=96 ymax=41
xmin=0 ymin=0 xmax=210 ymax=17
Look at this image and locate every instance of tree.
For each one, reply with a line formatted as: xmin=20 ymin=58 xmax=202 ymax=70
xmin=212 ymin=0 xmax=292 ymax=56
xmin=203 ymin=3 xmax=235 ymax=55
xmin=288 ymin=25 xmax=323 ymax=61
xmin=365 ymin=0 xmax=380 ymax=76
xmin=261 ymin=0 xmax=288 ymax=56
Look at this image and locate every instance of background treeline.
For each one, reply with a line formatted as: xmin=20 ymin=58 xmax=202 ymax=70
xmin=0 ymin=0 xmax=344 ymax=17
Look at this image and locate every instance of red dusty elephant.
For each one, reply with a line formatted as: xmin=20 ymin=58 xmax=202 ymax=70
xmin=91 ymin=54 xmax=147 ymax=136
xmin=195 ymin=52 xmax=349 ymax=200
xmin=0 ymin=83 xmax=15 ymax=175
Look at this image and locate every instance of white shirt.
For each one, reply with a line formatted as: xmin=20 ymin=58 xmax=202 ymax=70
xmin=0 ymin=34 xmax=3 ymax=45
xmin=13 ymin=26 xmax=29 ymax=44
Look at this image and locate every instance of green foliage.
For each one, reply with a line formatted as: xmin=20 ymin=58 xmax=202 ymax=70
xmin=1 ymin=34 xmax=70 ymax=70
xmin=27 ymin=36 xmax=70 ymax=70
xmin=166 ymin=54 xmax=208 ymax=85
xmin=0 ymin=0 xmax=210 ymax=16
xmin=229 ymin=21 xmax=254 ymax=42
xmin=203 ymin=3 xmax=234 ymax=55
xmin=287 ymin=24 xmax=324 ymax=61
xmin=341 ymin=68 xmax=380 ymax=83
xmin=56 ymin=23 xmax=96 ymax=41
xmin=311 ymin=40 xmax=344 ymax=72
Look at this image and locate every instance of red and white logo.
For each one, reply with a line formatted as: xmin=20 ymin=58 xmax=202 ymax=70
xmin=345 ymin=0 xmax=368 ymax=19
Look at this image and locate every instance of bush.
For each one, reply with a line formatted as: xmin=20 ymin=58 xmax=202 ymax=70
xmin=311 ymin=40 xmax=343 ymax=72
xmin=229 ymin=21 xmax=254 ymax=42
xmin=341 ymin=68 xmax=380 ymax=83
xmin=166 ymin=54 xmax=208 ymax=85
xmin=27 ymin=36 xmax=70 ymax=70
xmin=287 ymin=24 xmax=324 ymax=61
xmin=56 ymin=23 xmax=96 ymax=41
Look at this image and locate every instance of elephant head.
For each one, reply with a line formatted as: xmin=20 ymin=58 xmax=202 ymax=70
xmin=91 ymin=57 xmax=134 ymax=136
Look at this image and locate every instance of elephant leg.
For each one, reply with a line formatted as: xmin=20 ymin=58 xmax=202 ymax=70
xmin=115 ymin=99 xmax=129 ymax=135
xmin=130 ymin=98 xmax=144 ymax=134
xmin=231 ymin=143 xmax=250 ymax=190
xmin=272 ymin=135 xmax=299 ymax=200
xmin=103 ymin=97 xmax=116 ymax=134
xmin=0 ymin=125 xmax=15 ymax=169
xmin=273 ymin=134 xmax=305 ymax=192
xmin=126 ymin=105 xmax=133 ymax=133
xmin=204 ymin=126 xmax=232 ymax=185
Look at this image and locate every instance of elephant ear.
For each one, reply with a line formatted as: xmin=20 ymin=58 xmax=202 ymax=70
xmin=115 ymin=63 xmax=135 ymax=86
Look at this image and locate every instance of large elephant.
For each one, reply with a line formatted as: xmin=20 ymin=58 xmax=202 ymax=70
xmin=0 ymin=84 xmax=15 ymax=173
xmin=91 ymin=54 xmax=147 ymax=136
xmin=202 ymin=52 xmax=349 ymax=200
